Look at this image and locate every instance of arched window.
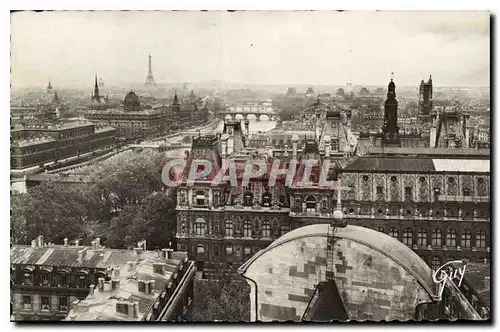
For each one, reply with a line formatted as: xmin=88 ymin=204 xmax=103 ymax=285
xmin=196 ymin=244 xmax=204 ymax=254
xmin=431 ymin=256 xmax=441 ymax=271
xmin=417 ymin=229 xmax=427 ymax=246
xmin=305 ymin=196 xmax=317 ymax=212
xmin=195 ymin=191 xmax=208 ymax=207
xmin=446 ymin=229 xmax=457 ymax=247
xmin=461 ymin=229 xmax=471 ymax=248
xmin=243 ymin=191 xmax=254 ymax=206
xmin=281 ymin=224 xmax=290 ymax=236
xmin=262 ymin=222 xmax=271 ymax=238
xmin=243 ymin=220 xmax=252 ymax=237
xmin=476 ymin=230 xmax=486 ymax=248
xmin=195 ymin=218 xmax=206 ymax=236
xmin=262 ymin=192 xmax=272 ymax=207
xmin=403 ymin=228 xmax=413 ymax=246
xmin=431 ymin=228 xmax=442 ymax=247
xmin=225 ymin=220 xmax=233 ymax=237
xmin=389 ymin=227 xmax=399 ymax=240
xmin=376 ymin=226 xmax=385 ymax=233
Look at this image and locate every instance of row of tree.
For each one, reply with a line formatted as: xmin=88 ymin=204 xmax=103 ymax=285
xmin=11 ymin=150 xmax=177 ymax=250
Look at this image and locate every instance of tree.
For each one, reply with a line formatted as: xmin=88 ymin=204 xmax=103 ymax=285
xmin=183 ymin=269 xmax=251 ymax=322
xmin=10 ymin=182 xmax=96 ymax=244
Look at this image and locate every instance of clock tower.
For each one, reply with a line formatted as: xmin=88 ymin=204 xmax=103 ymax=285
xmin=381 ymin=77 xmax=402 ymax=147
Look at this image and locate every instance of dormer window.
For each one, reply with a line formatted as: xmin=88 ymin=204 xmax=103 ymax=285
xmin=305 ymin=196 xmax=317 ymax=212
xmin=262 ymin=192 xmax=272 ymax=207
xmin=243 ymin=192 xmax=254 ymax=206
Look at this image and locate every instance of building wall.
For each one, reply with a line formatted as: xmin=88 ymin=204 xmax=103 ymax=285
xmin=243 ymin=235 xmax=433 ymax=321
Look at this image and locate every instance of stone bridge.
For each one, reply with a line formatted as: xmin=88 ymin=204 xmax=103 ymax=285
xmin=219 ymin=105 xmax=279 ymax=121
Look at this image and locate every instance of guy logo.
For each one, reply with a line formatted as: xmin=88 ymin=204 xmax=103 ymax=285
xmin=432 ymin=260 xmax=467 ymax=300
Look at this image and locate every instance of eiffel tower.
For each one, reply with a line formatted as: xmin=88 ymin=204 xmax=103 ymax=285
xmin=144 ymin=54 xmax=156 ymax=86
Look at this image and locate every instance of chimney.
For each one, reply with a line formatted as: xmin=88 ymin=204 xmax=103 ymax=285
xmin=134 ymin=247 xmax=144 ymax=256
xmin=78 ymin=248 xmax=87 ymax=261
xmin=128 ymin=302 xmax=138 ymax=319
xmin=89 ymin=284 xmax=95 ymax=296
xmin=63 ymin=238 xmax=68 ymax=246
xmin=103 ymin=280 xmax=112 ymax=292
xmin=91 ymin=240 xmax=97 ymax=250
xmin=484 ymin=276 xmax=490 ymax=290
xmin=153 ymin=263 xmax=165 ymax=275
xmin=166 ymin=248 xmax=174 ymax=259
xmin=96 ymin=238 xmax=100 ymax=248
xmin=137 ymin=240 xmax=147 ymax=250
xmin=37 ymin=235 xmax=44 ymax=247
xmin=112 ymin=265 xmax=120 ymax=279
xmin=31 ymin=240 xmax=36 ymax=248
xmin=127 ymin=261 xmax=137 ymax=271
xmin=98 ymin=277 xmax=105 ymax=291
xmin=75 ymin=239 xmax=80 ymax=247
xmin=112 ymin=279 xmax=120 ymax=290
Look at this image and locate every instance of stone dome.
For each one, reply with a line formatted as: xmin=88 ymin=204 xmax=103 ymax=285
xmin=124 ymin=91 xmax=140 ymax=112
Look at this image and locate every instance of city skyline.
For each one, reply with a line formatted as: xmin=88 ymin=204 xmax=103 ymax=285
xmin=11 ymin=11 xmax=490 ymax=88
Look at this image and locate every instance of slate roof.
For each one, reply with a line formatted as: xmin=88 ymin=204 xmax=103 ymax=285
xmin=344 ymin=156 xmax=436 ymax=172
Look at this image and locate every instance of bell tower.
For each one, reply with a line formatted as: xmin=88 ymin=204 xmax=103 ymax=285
xmin=381 ymin=74 xmax=402 ymax=147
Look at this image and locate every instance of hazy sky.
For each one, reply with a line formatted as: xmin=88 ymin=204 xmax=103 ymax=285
xmin=11 ymin=11 xmax=490 ymax=88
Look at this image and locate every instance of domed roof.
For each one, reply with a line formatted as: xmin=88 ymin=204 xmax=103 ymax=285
xmin=239 ymin=224 xmax=437 ymax=297
xmin=124 ymin=90 xmax=140 ymax=112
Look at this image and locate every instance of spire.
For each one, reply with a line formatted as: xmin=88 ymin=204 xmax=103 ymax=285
xmin=47 ymin=81 xmax=52 ymax=90
xmin=92 ymin=74 xmax=100 ymax=103
xmin=173 ymin=93 xmax=179 ymax=105
xmin=54 ymin=91 xmax=60 ymax=103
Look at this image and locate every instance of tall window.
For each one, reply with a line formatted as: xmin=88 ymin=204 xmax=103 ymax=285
xmin=305 ymin=196 xmax=317 ymax=212
xmin=225 ymin=245 xmax=233 ymax=256
xmin=243 ymin=220 xmax=252 ymax=237
xmin=281 ymin=224 xmax=290 ymax=236
xmin=431 ymin=256 xmax=441 ymax=271
xmin=446 ymin=229 xmax=457 ymax=247
xmin=461 ymin=229 xmax=472 ymax=248
xmin=195 ymin=191 xmax=207 ymax=206
xmin=41 ymin=272 xmax=50 ymax=286
xmin=431 ymin=228 xmax=442 ymax=247
xmin=225 ymin=220 xmax=234 ymax=237
xmin=196 ymin=244 xmax=204 ymax=254
xmin=23 ymin=270 xmax=33 ymax=285
xmin=403 ymin=228 xmax=413 ymax=246
xmin=476 ymin=230 xmax=486 ymax=248
xmin=195 ymin=218 xmax=206 ymax=236
xmin=23 ymin=296 xmax=32 ymax=309
xmin=417 ymin=229 xmax=427 ymax=246
xmin=59 ymin=297 xmax=68 ymax=311
xmin=77 ymin=275 xmax=87 ymax=288
xmin=41 ymin=296 xmax=50 ymax=311
xmin=59 ymin=273 xmax=68 ymax=287
xmin=262 ymin=222 xmax=271 ymax=238
xmin=404 ymin=187 xmax=413 ymax=201
xmin=389 ymin=227 xmax=399 ymax=240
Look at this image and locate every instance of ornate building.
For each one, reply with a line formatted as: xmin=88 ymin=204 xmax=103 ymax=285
xmin=90 ymin=75 xmax=110 ymax=110
xmin=174 ymin=94 xmax=490 ymax=275
xmin=11 ymin=237 xmax=195 ymax=321
xmin=85 ymin=91 xmax=168 ymax=140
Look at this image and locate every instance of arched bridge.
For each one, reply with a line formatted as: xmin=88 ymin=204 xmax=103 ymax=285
xmin=219 ymin=105 xmax=279 ymax=121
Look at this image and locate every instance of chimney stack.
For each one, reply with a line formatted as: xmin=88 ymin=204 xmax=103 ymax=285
xmin=37 ymin=235 xmax=44 ymax=247
xmin=112 ymin=279 xmax=120 ymax=290
xmin=89 ymin=284 xmax=95 ymax=296
xmin=98 ymin=278 xmax=105 ymax=291
xmin=137 ymin=240 xmax=147 ymax=251
xmin=31 ymin=240 xmax=36 ymax=248
xmin=63 ymin=238 xmax=68 ymax=246
xmin=292 ymin=134 xmax=299 ymax=159
xmin=75 ymin=239 xmax=80 ymax=247
xmin=78 ymin=248 xmax=87 ymax=261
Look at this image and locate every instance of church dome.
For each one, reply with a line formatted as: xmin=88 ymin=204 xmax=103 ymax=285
xmin=124 ymin=91 xmax=140 ymax=112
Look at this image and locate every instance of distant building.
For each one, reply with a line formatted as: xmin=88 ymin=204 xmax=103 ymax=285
xmin=90 ymin=75 xmax=110 ymax=110
xmin=286 ymin=87 xmax=297 ymax=95
xmin=419 ymin=75 xmax=433 ymax=116
xmin=11 ymin=238 xmax=195 ymax=321
xmin=46 ymin=81 xmax=52 ymax=94
xmin=10 ymin=121 xmax=115 ymax=170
